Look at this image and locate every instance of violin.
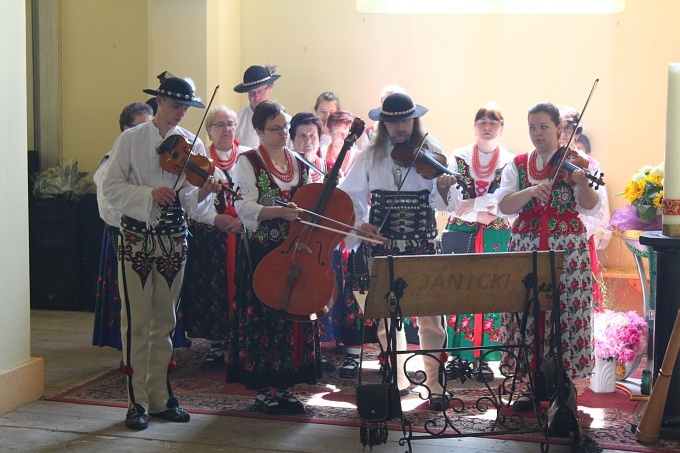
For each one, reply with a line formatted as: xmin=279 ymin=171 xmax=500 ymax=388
xmin=548 ymin=146 xmax=605 ymax=189
xmin=157 ymin=134 xmax=242 ymax=200
xmin=391 ymin=135 xmax=467 ymax=189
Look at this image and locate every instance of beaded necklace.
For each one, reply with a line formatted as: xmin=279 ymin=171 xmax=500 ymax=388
xmin=259 ymin=145 xmax=294 ymax=182
xmin=528 ymin=150 xmax=553 ymax=180
xmin=472 ymin=144 xmax=499 ymax=179
xmin=210 ymin=143 xmax=238 ymax=172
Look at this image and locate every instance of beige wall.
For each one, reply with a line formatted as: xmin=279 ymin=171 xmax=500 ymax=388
xmin=60 ymin=0 xmax=149 ymax=170
xmin=55 ymin=0 xmax=680 ymax=270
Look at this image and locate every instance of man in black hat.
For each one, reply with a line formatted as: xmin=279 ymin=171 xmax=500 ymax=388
xmin=103 ymin=77 xmax=221 ymax=430
xmin=233 ymin=64 xmax=291 ymax=148
xmin=339 ymin=92 xmax=458 ymax=410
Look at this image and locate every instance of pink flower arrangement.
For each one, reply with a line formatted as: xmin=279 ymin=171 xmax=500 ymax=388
xmin=593 ymin=310 xmax=648 ymax=364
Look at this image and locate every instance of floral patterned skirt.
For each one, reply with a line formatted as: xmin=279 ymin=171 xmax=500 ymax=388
xmin=180 ymin=223 xmax=231 ymax=342
xmin=226 ymin=236 xmax=321 ymax=391
xmin=92 ymin=225 xmax=122 ymax=350
xmin=445 ymin=223 xmax=510 ymax=362
xmin=499 ymin=230 xmax=594 ymax=380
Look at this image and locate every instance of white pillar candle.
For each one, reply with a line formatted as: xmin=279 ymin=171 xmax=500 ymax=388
xmin=664 ymin=63 xmax=680 ymax=236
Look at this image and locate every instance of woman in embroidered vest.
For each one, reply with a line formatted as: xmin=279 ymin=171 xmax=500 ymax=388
xmin=495 ymin=101 xmax=601 ymax=411
xmin=180 ymin=106 xmax=244 ymax=371
xmin=442 ymin=102 xmax=515 ymax=382
xmin=226 ymin=100 xmax=321 ymax=415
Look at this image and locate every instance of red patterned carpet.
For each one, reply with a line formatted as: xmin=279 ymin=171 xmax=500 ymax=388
xmin=45 ymin=340 xmax=679 ymax=452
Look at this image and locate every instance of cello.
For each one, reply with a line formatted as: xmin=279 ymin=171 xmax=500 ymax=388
xmin=253 ymin=117 xmax=365 ymax=321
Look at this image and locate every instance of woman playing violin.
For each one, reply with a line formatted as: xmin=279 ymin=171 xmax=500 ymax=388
xmin=180 ymin=105 xmax=244 ymax=371
xmin=441 ymin=102 xmax=516 ymax=382
xmin=226 ymin=100 xmax=320 ymax=416
xmin=495 ymin=101 xmax=603 ymax=411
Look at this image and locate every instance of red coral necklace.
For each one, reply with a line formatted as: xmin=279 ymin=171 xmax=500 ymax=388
xmin=259 ymin=145 xmax=294 ymax=182
xmin=210 ymin=143 xmax=238 ymax=172
xmin=528 ymin=150 xmax=553 ymax=180
xmin=472 ymin=144 xmax=499 ymax=179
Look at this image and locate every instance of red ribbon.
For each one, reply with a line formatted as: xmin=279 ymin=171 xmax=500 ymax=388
xmin=224 ymin=206 xmax=238 ymax=322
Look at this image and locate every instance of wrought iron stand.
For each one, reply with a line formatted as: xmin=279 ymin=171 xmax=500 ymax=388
xmin=364 ymin=251 xmax=567 ymax=452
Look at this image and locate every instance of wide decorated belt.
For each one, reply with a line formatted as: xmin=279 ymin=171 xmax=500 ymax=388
xmin=369 ymin=189 xmax=436 ymax=240
xmin=121 ymin=200 xmax=186 ymax=235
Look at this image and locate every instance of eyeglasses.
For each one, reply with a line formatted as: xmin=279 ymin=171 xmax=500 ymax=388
xmin=265 ymin=124 xmax=290 ymax=133
xmin=475 ymin=120 xmax=502 ymax=128
xmin=247 ymin=86 xmax=270 ymax=98
xmin=210 ymin=122 xmax=237 ymax=130
xmin=562 ymin=124 xmax=575 ymax=132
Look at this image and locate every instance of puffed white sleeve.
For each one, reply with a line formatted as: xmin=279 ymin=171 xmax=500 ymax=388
xmin=573 ymin=159 xmax=603 ymax=220
xmin=436 ymin=157 xmax=464 ymax=213
xmin=494 ymin=160 xmax=520 ymax=216
xmin=233 ymin=154 xmax=264 ymax=233
xmin=93 ymin=154 xmax=122 ymax=227
xmin=102 ymin=132 xmax=156 ymax=224
xmin=339 ymin=151 xmax=371 ymax=229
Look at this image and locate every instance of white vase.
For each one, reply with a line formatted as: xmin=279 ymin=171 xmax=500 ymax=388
xmin=591 ymin=356 xmax=617 ymax=393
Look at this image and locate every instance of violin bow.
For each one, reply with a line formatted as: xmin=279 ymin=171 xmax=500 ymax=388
xmin=547 ymin=78 xmax=599 ymax=188
xmin=172 ymin=85 xmax=220 ymax=191
xmin=290 ymin=152 xmax=327 ymax=178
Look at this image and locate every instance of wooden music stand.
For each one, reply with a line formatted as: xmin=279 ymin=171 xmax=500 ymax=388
xmin=365 ymin=251 xmax=564 ymax=319
xmin=363 ymin=250 xmax=565 ymax=452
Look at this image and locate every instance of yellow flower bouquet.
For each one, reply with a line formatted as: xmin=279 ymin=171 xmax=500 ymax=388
xmin=621 ymin=162 xmax=664 ymax=222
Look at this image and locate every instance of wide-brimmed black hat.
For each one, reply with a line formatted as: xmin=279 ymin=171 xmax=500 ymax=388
xmin=233 ymin=65 xmax=281 ymax=93
xmin=368 ymin=93 xmax=428 ymax=122
xmin=143 ymin=77 xmax=205 ymax=108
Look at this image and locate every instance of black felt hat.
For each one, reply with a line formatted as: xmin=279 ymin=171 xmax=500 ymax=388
xmin=368 ymin=93 xmax=428 ymax=122
xmin=233 ymin=65 xmax=281 ymax=93
xmin=143 ymin=77 xmax=205 ymax=108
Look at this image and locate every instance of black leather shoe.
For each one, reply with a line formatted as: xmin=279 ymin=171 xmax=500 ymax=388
xmin=320 ymin=355 xmax=336 ymax=373
xmin=200 ymin=351 xmax=224 ymax=371
xmin=429 ymin=396 xmax=448 ymax=411
xmin=276 ymin=391 xmax=305 ymax=414
xmin=150 ymin=407 xmax=191 ymax=423
xmin=125 ymin=404 xmax=148 ymax=430
xmin=339 ymin=354 xmax=359 ymax=379
xmin=512 ymin=392 xmax=533 ymax=412
xmin=473 ymin=362 xmax=495 ymax=383
xmin=254 ymin=393 xmax=287 ymax=415
xmin=445 ymin=358 xmax=462 ymax=380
